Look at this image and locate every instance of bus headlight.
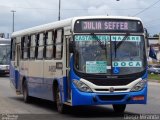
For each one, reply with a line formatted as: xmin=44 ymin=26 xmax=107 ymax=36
xmin=131 ymin=80 xmax=147 ymax=92
xmin=73 ymin=80 xmax=92 ymax=92
xmin=0 ymin=66 xmax=5 ymax=70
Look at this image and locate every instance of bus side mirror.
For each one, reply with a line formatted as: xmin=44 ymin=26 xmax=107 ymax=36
xmin=144 ymin=28 xmax=149 ymax=47
xmin=69 ymin=41 xmax=74 ymax=53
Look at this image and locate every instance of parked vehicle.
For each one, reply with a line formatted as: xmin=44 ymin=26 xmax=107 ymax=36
xmin=148 ymin=64 xmax=160 ymax=74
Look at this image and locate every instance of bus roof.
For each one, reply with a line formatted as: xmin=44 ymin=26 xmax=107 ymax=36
xmin=12 ymin=16 xmax=142 ymax=37
xmin=12 ymin=18 xmax=73 ymax=37
xmin=72 ymin=16 xmax=142 ymax=21
xmin=0 ymin=38 xmax=10 ymax=41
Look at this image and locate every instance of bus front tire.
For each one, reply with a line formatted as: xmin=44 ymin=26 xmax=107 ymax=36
xmin=56 ymin=87 xmax=66 ymax=114
xmin=112 ymin=104 xmax=126 ymax=113
xmin=23 ymin=80 xmax=30 ymax=103
xmin=55 ymin=87 xmax=66 ymax=113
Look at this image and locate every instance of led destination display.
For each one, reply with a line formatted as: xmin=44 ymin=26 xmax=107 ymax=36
xmin=82 ymin=21 xmax=128 ymax=31
xmin=74 ymin=19 xmax=143 ymax=33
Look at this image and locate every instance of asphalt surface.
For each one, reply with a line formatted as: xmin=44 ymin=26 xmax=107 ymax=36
xmin=0 ymin=76 xmax=160 ymax=120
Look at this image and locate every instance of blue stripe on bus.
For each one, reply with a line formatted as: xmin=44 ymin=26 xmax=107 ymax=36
xmin=10 ymin=63 xmax=19 ymax=89
xmin=23 ymin=76 xmax=67 ymax=102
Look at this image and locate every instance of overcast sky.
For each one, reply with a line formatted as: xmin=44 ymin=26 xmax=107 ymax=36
xmin=0 ymin=0 xmax=160 ymax=36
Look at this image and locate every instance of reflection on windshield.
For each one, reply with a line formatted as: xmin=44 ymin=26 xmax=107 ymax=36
xmin=111 ymin=36 xmax=145 ymax=74
xmin=74 ymin=35 xmax=111 ymax=74
xmin=0 ymin=45 xmax=10 ymax=65
xmin=74 ymin=35 xmax=145 ymax=75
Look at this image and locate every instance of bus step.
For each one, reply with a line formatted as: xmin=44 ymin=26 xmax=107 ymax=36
xmin=64 ymin=101 xmax=72 ymax=106
xmin=16 ymin=91 xmax=21 ymax=95
xmin=67 ymin=99 xmax=71 ymax=103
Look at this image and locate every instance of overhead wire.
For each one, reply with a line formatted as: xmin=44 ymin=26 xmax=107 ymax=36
xmin=133 ymin=0 xmax=160 ymax=16
xmin=0 ymin=4 xmax=146 ymax=11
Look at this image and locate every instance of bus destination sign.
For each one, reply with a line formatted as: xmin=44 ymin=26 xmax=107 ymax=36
xmin=74 ymin=20 xmax=143 ymax=33
xmin=82 ymin=21 xmax=129 ymax=31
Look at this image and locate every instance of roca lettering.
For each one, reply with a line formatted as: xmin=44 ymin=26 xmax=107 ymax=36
xmin=113 ymin=61 xmax=142 ymax=67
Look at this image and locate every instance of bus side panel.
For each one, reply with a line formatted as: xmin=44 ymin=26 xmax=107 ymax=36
xmin=27 ymin=60 xmax=43 ymax=98
xmin=40 ymin=78 xmax=53 ymax=101
xmin=27 ymin=77 xmax=54 ymax=101
xmin=10 ymin=61 xmax=19 ymax=89
xmin=62 ymin=76 xmax=68 ymax=103
xmin=43 ymin=60 xmax=56 ymax=101
xmin=43 ymin=59 xmax=67 ymax=102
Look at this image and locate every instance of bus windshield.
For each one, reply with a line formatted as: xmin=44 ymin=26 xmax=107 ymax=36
xmin=74 ymin=34 xmax=146 ymax=75
xmin=0 ymin=45 xmax=10 ymax=65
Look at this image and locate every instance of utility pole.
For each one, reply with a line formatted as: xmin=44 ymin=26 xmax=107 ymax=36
xmin=58 ymin=0 xmax=61 ymax=21
xmin=11 ymin=10 xmax=16 ymax=32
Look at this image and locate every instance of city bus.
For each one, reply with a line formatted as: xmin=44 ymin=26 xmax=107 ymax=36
xmin=0 ymin=38 xmax=10 ymax=75
xmin=10 ymin=16 xmax=148 ymax=113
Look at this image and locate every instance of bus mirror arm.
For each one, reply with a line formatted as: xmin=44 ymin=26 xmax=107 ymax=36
xmin=14 ymin=62 xmax=17 ymax=68
xmin=69 ymin=41 xmax=74 ymax=53
xmin=144 ymin=28 xmax=149 ymax=47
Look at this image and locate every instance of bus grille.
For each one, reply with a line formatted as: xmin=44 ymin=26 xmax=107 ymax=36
xmin=87 ymin=79 xmax=134 ymax=86
xmin=95 ymin=88 xmax=128 ymax=92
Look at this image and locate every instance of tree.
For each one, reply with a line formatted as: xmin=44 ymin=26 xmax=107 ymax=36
xmin=153 ymin=34 xmax=159 ymax=37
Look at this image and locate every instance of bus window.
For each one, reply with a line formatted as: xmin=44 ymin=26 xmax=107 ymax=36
xmin=46 ymin=31 xmax=54 ymax=59
xmin=30 ymin=35 xmax=36 ymax=59
xmin=37 ymin=33 xmax=44 ymax=59
xmin=23 ymin=36 xmax=29 ymax=59
xmin=11 ymin=38 xmax=16 ymax=61
xmin=55 ymin=29 xmax=63 ymax=59
xmin=21 ymin=37 xmax=24 ymax=59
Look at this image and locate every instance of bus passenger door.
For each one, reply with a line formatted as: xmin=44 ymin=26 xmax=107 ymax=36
xmin=15 ymin=45 xmax=20 ymax=68
xmin=66 ymin=36 xmax=72 ymax=101
xmin=15 ymin=44 xmax=21 ymax=91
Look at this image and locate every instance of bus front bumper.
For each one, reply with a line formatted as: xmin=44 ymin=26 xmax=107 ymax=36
xmin=0 ymin=70 xmax=9 ymax=74
xmin=71 ymin=86 xmax=147 ymax=106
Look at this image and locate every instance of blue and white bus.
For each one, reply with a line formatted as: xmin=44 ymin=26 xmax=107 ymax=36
xmin=10 ymin=16 xmax=148 ymax=113
xmin=0 ymin=38 xmax=10 ymax=75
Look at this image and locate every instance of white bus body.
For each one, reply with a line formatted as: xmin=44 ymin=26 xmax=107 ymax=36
xmin=10 ymin=16 xmax=148 ymax=113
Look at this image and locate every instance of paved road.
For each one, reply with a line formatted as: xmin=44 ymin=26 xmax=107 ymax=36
xmin=0 ymin=76 xmax=160 ymax=120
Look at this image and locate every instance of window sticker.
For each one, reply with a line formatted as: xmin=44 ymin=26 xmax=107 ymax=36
xmin=111 ymin=36 xmax=141 ymax=42
xmin=75 ymin=35 xmax=110 ymax=42
xmin=86 ymin=61 xmax=107 ymax=73
xmin=113 ymin=61 xmax=142 ymax=67
xmin=113 ymin=67 xmax=120 ymax=74
xmin=75 ymin=35 xmax=141 ymax=42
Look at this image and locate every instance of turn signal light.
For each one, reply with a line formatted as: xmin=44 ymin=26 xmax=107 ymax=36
xmin=132 ymin=96 xmax=144 ymax=101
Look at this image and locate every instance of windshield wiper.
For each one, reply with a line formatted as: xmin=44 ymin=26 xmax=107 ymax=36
xmin=114 ymin=32 xmax=130 ymax=58
xmin=91 ymin=33 xmax=106 ymax=50
xmin=91 ymin=33 xmax=108 ymax=61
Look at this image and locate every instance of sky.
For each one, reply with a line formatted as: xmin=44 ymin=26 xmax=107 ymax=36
xmin=0 ymin=0 xmax=160 ymax=36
